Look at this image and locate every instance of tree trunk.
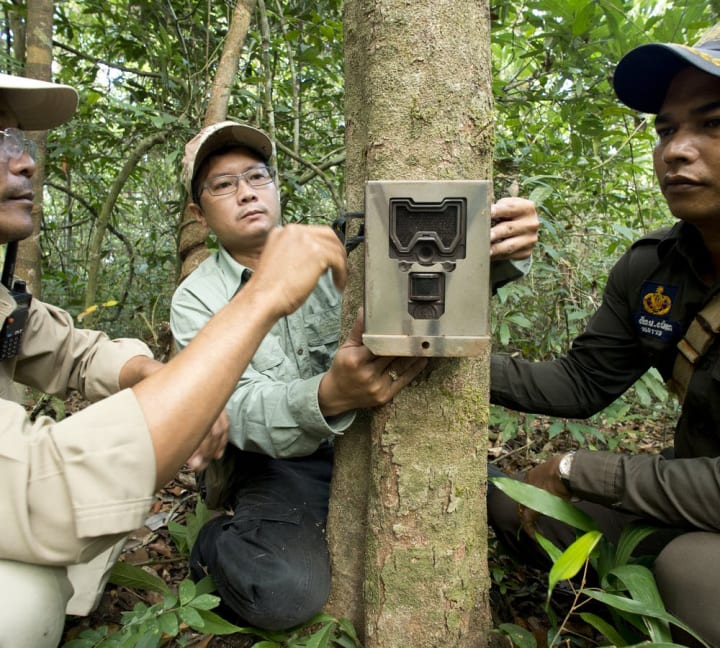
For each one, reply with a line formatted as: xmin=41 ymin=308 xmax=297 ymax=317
xmin=327 ymin=1 xmax=495 ymax=645
xmin=83 ymin=132 xmax=167 ymax=312
xmin=20 ymin=0 xmax=54 ymax=297
xmin=177 ymin=0 xmax=257 ymax=283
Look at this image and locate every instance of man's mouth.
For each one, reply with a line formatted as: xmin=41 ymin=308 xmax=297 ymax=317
xmin=240 ymin=209 xmax=264 ymax=220
xmin=663 ymin=175 xmax=703 ymax=193
xmin=8 ymin=190 xmax=34 ymax=202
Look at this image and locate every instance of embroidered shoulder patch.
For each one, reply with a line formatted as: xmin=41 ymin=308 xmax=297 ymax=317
xmin=634 ymin=282 xmax=681 ymax=342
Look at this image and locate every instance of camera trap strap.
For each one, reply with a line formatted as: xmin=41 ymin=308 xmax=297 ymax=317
xmin=667 ymin=292 xmax=720 ymax=404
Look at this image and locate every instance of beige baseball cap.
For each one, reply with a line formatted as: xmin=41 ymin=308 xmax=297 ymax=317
xmin=182 ymin=120 xmax=274 ymax=199
xmin=0 ymin=73 xmax=78 ymax=130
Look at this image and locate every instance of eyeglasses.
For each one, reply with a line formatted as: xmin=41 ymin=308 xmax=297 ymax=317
xmin=0 ymin=128 xmax=37 ymax=160
xmin=200 ymin=166 xmax=275 ymax=197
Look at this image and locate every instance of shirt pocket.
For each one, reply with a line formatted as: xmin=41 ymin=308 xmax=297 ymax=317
xmin=250 ymin=335 xmax=288 ymax=376
xmin=305 ymin=308 xmax=341 ymax=373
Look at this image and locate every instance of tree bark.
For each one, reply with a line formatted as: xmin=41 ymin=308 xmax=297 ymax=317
xmin=177 ymin=0 xmax=257 ymax=283
xmin=19 ymin=0 xmax=53 ymax=297
xmin=327 ymin=1 xmax=495 ymax=645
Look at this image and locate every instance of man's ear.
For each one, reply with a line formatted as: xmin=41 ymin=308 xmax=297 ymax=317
xmin=188 ymin=202 xmax=207 ymax=227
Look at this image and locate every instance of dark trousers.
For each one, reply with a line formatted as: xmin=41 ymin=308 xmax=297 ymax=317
xmin=190 ymin=445 xmax=333 ymax=631
xmin=488 ymin=478 xmax=720 ymax=647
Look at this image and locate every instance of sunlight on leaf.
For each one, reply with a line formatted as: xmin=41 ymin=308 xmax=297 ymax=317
xmin=491 ymin=477 xmax=599 ymax=532
xmin=548 ymin=530 xmax=602 ymax=602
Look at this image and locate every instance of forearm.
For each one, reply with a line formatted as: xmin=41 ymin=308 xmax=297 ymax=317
xmin=119 ymin=355 xmax=163 ymax=389
xmin=490 ymin=353 xmax=628 ymax=418
xmin=227 ymin=371 xmax=354 ymax=457
xmin=570 ymin=450 xmax=720 ymax=531
xmin=133 ymin=284 xmax=278 ymax=487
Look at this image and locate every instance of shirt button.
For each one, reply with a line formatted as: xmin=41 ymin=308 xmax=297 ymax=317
xmin=297 ymin=348 xmax=304 ymax=355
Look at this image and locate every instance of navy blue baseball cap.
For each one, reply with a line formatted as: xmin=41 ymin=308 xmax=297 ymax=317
xmin=613 ymin=24 xmax=720 ymax=114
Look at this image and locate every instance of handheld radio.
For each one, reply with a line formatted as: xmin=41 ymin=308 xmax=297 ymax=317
xmin=0 ymin=242 xmax=31 ymax=360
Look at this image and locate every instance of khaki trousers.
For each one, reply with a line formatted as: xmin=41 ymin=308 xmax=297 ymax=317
xmin=0 ymin=540 xmax=124 ymax=647
xmin=0 ymin=560 xmax=72 ymax=648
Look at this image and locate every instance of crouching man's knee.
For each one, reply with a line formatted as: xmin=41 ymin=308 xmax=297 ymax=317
xmin=654 ymin=531 xmax=720 ymax=648
xmin=0 ymin=560 xmax=73 ymax=648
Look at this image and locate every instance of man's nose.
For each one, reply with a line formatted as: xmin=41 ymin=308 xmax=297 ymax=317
xmin=662 ymin=130 xmax=698 ymax=165
xmin=235 ymin=177 xmax=258 ymax=202
xmin=8 ymin=150 xmax=36 ymax=178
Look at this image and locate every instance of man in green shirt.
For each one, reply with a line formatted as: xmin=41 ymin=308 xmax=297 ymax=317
xmin=172 ymin=121 xmax=540 ymax=630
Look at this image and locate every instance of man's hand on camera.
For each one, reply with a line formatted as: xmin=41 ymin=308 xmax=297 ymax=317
xmin=318 ymin=310 xmax=428 ymax=417
xmin=490 ymin=197 xmax=540 ymax=261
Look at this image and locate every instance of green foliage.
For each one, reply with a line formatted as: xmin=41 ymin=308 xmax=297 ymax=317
xmin=166 ymin=496 xmax=214 ymax=557
xmin=63 ymin=577 xmax=248 ymax=648
xmin=491 ymin=478 xmax=709 ymax=647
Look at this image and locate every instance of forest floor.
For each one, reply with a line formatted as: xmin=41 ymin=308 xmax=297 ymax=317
xmin=58 ymin=396 xmax=673 ymax=648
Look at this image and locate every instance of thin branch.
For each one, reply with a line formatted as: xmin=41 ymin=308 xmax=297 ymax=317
xmin=276 ymin=139 xmax=345 ymax=211
xmin=52 ymin=39 xmax=176 ymax=83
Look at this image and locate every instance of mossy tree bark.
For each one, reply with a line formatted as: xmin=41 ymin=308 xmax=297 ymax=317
xmin=327 ymin=0 xmax=495 ymax=646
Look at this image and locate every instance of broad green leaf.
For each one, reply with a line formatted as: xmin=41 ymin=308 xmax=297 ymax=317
xmin=303 ymin=621 xmax=334 ymax=648
xmin=579 ymin=611 xmax=628 ymax=646
xmin=108 ymin=562 xmax=169 ymax=594
xmin=194 ymin=609 xmax=254 ymax=635
xmin=157 ymin=611 xmax=179 ymax=636
xmin=491 ymin=477 xmax=599 ymax=532
xmin=607 ymin=564 xmax=672 ymax=642
xmin=194 ymin=574 xmax=217 ymax=596
xmin=178 ymin=579 xmax=196 ymax=606
xmin=582 ymin=589 xmax=710 ymax=647
xmin=189 ymin=593 xmax=221 ymax=611
xmin=535 ymin=532 xmax=563 ymax=563
xmin=178 ymin=605 xmax=204 ymax=631
xmin=135 ymin=631 xmax=161 ymax=648
xmin=337 ymin=617 xmax=361 ymax=642
xmin=548 ymin=530 xmax=602 ymax=599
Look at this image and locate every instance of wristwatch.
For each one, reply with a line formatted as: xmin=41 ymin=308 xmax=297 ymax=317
xmin=558 ymin=451 xmax=576 ymax=488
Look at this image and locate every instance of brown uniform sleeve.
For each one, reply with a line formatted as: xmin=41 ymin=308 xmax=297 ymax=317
xmin=569 ymin=449 xmax=720 ymax=531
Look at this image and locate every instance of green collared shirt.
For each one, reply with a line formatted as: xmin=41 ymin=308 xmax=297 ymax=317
xmin=171 ymin=245 xmax=351 ymax=458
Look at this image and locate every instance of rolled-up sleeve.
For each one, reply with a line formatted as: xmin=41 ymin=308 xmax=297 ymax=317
xmin=12 ymin=300 xmax=153 ymax=402
xmin=0 ymin=389 xmax=156 ymax=565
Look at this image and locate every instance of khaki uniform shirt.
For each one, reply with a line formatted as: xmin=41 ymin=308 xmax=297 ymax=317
xmin=0 ymin=285 xmax=156 ymax=566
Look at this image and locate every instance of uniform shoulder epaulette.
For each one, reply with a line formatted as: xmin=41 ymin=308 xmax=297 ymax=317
xmin=629 ymin=226 xmax=673 ymax=249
